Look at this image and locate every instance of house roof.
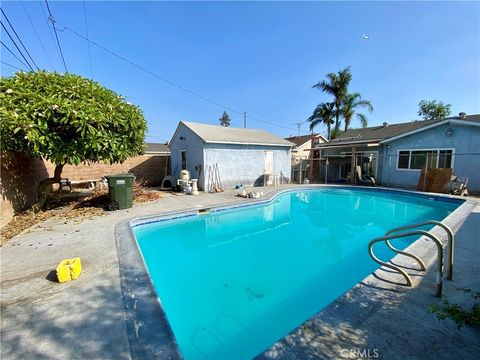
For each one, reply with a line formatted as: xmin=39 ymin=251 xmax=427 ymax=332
xmin=315 ymin=114 xmax=480 ymax=148
xmin=285 ymin=134 xmax=327 ymax=147
xmin=145 ymin=143 xmax=169 ymax=154
xmin=178 ymin=121 xmax=294 ymax=147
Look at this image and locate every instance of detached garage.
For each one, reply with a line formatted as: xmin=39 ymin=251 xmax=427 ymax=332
xmin=169 ymin=121 xmax=293 ymax=191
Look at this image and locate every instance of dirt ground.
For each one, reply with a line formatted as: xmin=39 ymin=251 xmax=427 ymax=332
xmin=0 ymin=184 xmax=163 ymax=245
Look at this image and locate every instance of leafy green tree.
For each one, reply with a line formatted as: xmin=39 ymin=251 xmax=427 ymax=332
xmin=0 ymin=71 xmax=147 ymax=211
xmin=342 ymin=92 xmax=373 ymax=131
xmin=307 ymin=102 xmax=335 ymax=140
xmin=418 ymin=100 xmax=451 ymax=121
xmin=219 ymin=111 xmax=231 ymax=127
xmin=329 ymin=128 xmax=345 ymax=140
xmin=312 ymin=67 xmax=352 ymax=132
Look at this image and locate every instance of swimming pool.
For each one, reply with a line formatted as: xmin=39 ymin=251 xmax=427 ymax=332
xmin=131 ymin=188 xmax=461 ymax=359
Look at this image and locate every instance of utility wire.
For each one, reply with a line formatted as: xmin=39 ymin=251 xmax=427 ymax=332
xmin=21 ymin=2 xmax=55 ymax=70
xmin=59 ymin=25 xmax=298 ymax=131
xmin=44 ymin=0 xmax=68 ymax=72
xmin=1 ymin=60 xmax=25 ymax=71
xmin=82 ymin=0 xmax=93 ymax=78
xmin=39 ymin=0 xmax=62 ymax=67
xmin=0 ymin=22 xmax=34 ymax=71
xmin=61 ymin=25 xmax=242 ymax=115
xmin=1 ymin=8 xmax=39 ymax=70
xmin=249 ymin=114 xmax=298 ymax=131
xmin=1 ymin=40 xmax=30 ymax=69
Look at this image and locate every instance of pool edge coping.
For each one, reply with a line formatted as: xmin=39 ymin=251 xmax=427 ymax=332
xmin=115 ymin=185 xmax=478 ymax=359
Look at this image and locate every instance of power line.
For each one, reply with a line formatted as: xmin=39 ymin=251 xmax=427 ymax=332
xmin=61 ymin=25 xmax=242 ymax=116
xmin=59 ymin=25 xmax=299 ymax=132
xmin=21 ymin=1 xmax=55 ymax=70
xmin=44 ymin=0 xmax=68 ymax=72
xmin=249 ymin=114 xmax=298 ymax=131
xmin=0 ymin=22 xmax=34 ymax=71
xmin=1 ymin=60 xmax=24 ymax=71
xmin=82 ymin=0 xmax=93 ymax=78
xmin=1 ymin=40 xmax=30 ymax=69
xmin=38 ymin=0 xmax=62 ymax=67
xmin=1 ymin=8 xmax=39 ymax=70
xmin=126 ymin=95 xmax=227 ymax=113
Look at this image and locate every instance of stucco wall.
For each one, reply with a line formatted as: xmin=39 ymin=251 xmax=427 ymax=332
xmin=382 ymin=123 xmax=480 ymax=190
xmin=170 ymin=124 xmax=292 ymax=191
xmin=204 ymin=144 xmax=291 ymax=190
xmin=169 ymin=125 xmax=205 ymax=184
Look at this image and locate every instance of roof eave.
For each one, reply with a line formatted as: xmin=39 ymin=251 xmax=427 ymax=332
xmin=380 ymin=119 xmax=480 ymax=144
xmin=205 ymin=140 xmax=293 ymax=147
xmin=312 ymin=138 xmax=383 ymax=148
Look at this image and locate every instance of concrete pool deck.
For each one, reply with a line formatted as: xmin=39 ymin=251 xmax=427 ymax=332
xmin=1 ymin=185 xmax=479 ymax=359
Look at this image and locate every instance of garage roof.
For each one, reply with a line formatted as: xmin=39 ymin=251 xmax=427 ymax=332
xmin=179 ymin=121 xmax=294 ymax=147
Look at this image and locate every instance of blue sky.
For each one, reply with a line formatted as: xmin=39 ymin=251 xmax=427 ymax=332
xmin=1 ymin=1 xmax=479 ymax=142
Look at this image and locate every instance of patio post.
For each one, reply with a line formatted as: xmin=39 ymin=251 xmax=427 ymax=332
xmin=325 ymin=156 xmax=329 ymax=184
xmin=350 ymin=146 xmax=356 ymax=183
xmin=422 ymin=153 xmax=429 ymax=192
xmin=299 ymin=157 xmax=303 ymax=184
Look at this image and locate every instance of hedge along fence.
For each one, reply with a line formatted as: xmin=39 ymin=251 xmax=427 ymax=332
xmin=0 ymin=151 xmax=169 ymax=228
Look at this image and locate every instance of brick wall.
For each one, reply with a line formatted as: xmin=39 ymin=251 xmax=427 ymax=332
xmin=0 ymin=151 xmax=169 ymax=227
xmin=1 ymin=151 xmax=51 ymax=227
xmin=58 ymin=155 xmax=168 ymax=184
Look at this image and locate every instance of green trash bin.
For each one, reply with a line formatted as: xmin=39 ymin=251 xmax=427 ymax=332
xmin=106 ymin=174 xmax=135 ymax=210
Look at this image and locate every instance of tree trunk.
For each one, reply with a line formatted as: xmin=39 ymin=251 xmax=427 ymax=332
xmin=327 ymin=125 xmax=331 ymax=140
xmin=334 ymin=100 xmax=340 ymax=132
xmin=31 ymin=164 xmax=64 ymax=213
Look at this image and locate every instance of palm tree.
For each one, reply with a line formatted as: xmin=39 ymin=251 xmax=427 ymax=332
xmin=342 ymin=92 xmax=373 ymax=131
xmin=307 ymin=102 xmax=335 ymax=140
xmin=312 ymin=67 xmax=352 ymax=133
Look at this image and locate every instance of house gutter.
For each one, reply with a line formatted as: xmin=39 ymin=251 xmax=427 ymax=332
xmin=306 ymin=141 xmax=381 ymax=151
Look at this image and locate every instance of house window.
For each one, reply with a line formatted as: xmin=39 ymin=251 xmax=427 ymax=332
xmin=180 ymin=150 xmax=187 ymax=170
xmin=396 ymin=149 xmax=453 ymax=170
xmin=398 ymin=151 xmax=410 ymax=169
xmin=438 ymin=150 xmax=453 ymax=168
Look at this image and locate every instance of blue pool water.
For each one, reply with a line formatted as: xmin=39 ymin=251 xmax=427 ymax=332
xmin=133 ymin=188 xmax=461 ymax=359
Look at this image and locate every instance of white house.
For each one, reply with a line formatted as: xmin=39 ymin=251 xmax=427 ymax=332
xmin=285 ymin=134 xmax=327 ymax=162
xmin=169 ymin=121 xmax=293 ymax=191
xmin=285 ymin=134 xmax=327 ymax=182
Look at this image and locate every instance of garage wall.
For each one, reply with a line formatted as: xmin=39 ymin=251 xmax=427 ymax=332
xmin=169 ymin=125 xmax=205 ymax=187
xmin=204 ymin=144 xmax=291 ymax=190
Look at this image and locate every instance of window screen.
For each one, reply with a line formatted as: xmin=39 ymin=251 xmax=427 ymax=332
xmin=410 ymin=150 xmax=436 ymax=169
xmin=398 ymin=151 xmax=410 ymax=169
xmin=438 ymin=150 xmax=453 ymax=168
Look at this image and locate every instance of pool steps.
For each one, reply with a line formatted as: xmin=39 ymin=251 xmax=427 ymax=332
xmin=368 ymin=220 xmax=454 ymax=298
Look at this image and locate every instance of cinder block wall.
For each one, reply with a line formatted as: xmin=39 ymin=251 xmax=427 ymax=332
xmin=58 ymin=155 xmax=168 ymax=184
xmin=1 ymin=151 xmax=52 ymax=228
xmin=0 ymin=151 xmax=169 ymax=228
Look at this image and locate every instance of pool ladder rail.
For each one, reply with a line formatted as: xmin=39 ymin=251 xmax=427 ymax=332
xmin=368 ymin=220 xmax=454 ymax=298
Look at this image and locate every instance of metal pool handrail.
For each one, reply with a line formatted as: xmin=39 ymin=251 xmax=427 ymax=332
xmin=384 ymin=220 xmax=454 ymax=280
xmin=368 ymin=230 xmax=444 ymax=297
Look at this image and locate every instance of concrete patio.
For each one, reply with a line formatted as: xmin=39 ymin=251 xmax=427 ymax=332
xmin=1 ymin=186 xmax=479 ymax=359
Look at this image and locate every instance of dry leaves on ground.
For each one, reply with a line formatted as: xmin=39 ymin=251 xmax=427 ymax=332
xmin=1 ymin=184 xmax=163 ymax=244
